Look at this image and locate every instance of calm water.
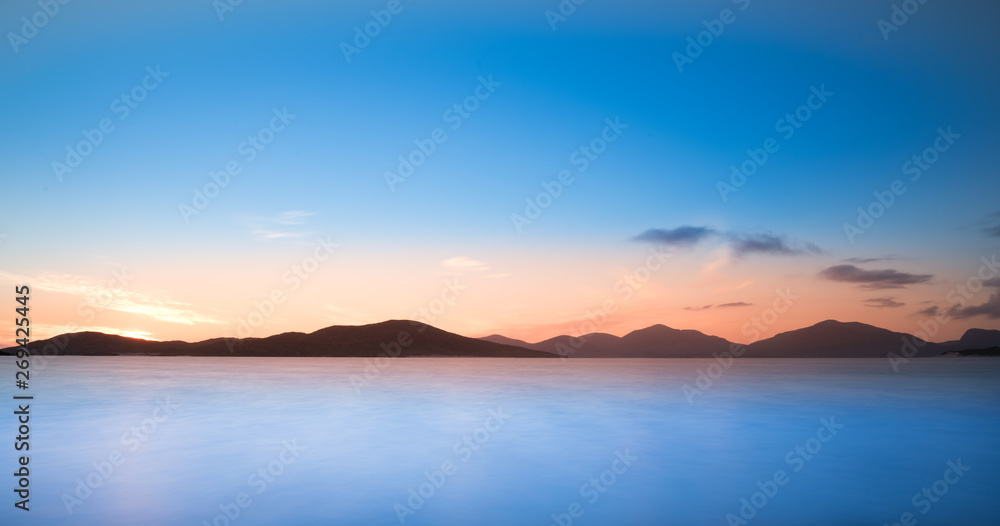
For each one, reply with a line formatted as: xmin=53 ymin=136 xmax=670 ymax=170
xmin=1 ymin=357 xmax=998 ymax=525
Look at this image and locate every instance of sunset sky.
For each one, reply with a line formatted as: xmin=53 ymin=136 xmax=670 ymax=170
xmin=1 ymin=0 xmax=999 ymax=347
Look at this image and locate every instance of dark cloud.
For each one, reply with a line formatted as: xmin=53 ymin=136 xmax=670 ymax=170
xmin=916 ymin=305 xmax=940 ymax=317
xmin=983 ymin=211 xmax=1000 ymax=237
xmin=843 ymin=255 xmax=899 ymax=264
xmin=951 ymin=279 xmax=1000 ymax=319
xmin=864 ymin=297 xmax=905 ymax=309
xmin=818 ymin=264 xmax=933 ymax=289
xmin=729 ymin=233 xmax=823 ymax=257
xmin=683 ymin=304 xmax=714 ymax=311
xmin=633 ymin=226 xmax=715 ymax=248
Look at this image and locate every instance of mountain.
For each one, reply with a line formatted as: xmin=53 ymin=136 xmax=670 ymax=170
xmin=745 ymin=320 xmax=944 ymax=358
xmin=488 ymin=325 xmax=734 ymax=358
xmin=0 ymin=320 xmax=553 ymax=358
xmin=483 ymin=320 xmax=971 ymax=358
xmin=938 ymin=328 xmax=1000 ymax=352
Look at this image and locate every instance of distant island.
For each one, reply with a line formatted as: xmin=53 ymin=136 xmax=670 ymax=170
xmin=3 ymin=320 xmax=999 ymax=358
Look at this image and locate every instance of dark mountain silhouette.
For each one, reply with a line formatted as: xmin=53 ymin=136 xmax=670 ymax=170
xmin=938 ymin=328 xmax=1000 ymax=352
xmin=485 ymin=325 xmax=732 ymax=358
xmin=480 ymin=320 xmax=973 ymax=358
xmin=939 ymin=346 xmax=1000 ymax=357
xmin=0 ymin=320 xmax=552 ymax=358
xmin=4 ymin=319 xmax=994 ymax=359
xmin=745 ymin=320 xmax=944 ymax=358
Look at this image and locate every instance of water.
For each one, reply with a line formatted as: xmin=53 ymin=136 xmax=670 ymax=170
xmin=2 ymin=357 xmax=998 ymax=525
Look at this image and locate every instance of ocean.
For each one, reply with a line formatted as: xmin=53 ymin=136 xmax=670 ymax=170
xmin=2 ymin=356 xmax=998 ymax=525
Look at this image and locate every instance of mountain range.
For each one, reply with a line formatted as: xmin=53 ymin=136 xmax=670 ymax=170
xmin=3 ymin=320 xmax=999 ymax=358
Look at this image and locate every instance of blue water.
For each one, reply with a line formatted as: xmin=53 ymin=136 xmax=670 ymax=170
xmin=1 ymin=357 xmax=998 ymax=525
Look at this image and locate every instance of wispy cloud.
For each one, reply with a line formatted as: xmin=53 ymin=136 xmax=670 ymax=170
xmin=248 ymin=210 xmax=316 ymax=240
xmin=442 ymin=257 xmax=491 ymax=273
xmin=633 ymin=226 xmax=715 ymax=248
xmin=0 ymin=270 xmax=225 ymax=325
xmin=729 ymin=232 xmax=822 ymax=257
xmin=951 ymin=278 xmax=1000 ymax=319
xmin=864 ymin=297 xmax=905 ymax=309
xmin=684 ymin=302 xmax=753 ymax=311
xmin=818 ymin=265 xmax=933 ymax=289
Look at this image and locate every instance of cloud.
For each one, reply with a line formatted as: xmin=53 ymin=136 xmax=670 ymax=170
xmin=950 ymin=278 xmax=1000 ymax=319
xmin=916 ymin=305 xmax=938 ymax=316
xmin=442 ymin=257 xmax=491 ymax=273
xmin=684 ymin=302 xmax=753 ymax=311
xmin=633 ymin=226 xmax=716 ymax=248
xmin=0 ymin=270 xmax=225 ymax=325
xmin=986 ymin=212 xmax=1000 ymax=237
xmin=818 ymin=264 xmax=933 ymax=289
xmin=729 ymin=232 xmax=823 ymax=257
xmin=864 ymin=297 xmax=905 ymax=309
xmin=843 ymin=255 xmax=899 ymax=264
xmin=249 ymin=211 xmax=316 ymax=240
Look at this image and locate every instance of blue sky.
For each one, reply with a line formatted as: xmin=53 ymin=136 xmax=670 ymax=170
xmin=1 ymin=0 xmax=999 ymax=344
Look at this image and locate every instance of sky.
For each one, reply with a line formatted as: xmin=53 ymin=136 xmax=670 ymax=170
xmin=1 ymin=0 xmax=999 ymax=346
